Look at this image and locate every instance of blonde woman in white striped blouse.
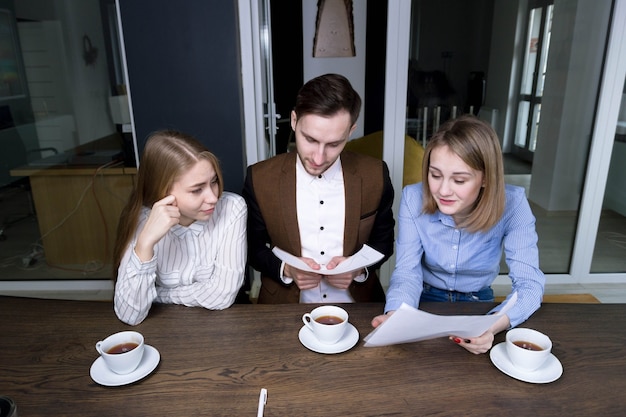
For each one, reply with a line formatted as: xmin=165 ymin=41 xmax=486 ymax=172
xmin=113 ymin=130 xmax=247 ymax=325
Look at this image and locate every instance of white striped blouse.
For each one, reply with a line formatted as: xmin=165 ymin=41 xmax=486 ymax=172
xmin=114 ymin=192 xmax=247 ymax=325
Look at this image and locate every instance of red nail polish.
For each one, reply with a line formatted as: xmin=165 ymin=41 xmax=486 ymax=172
xmin=453 ymin=337 xmax=461 ymax=344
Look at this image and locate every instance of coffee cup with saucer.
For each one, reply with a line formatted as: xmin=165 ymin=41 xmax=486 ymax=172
xmin=490 ymin=328 xmax=563 ymax=383
xmin=90 ymin=331 xmax=160 ymax=386
xmin=95 ymin=331 xmax=145 ymax=375
xmin=299 ymin=305 xmax=359 ymax=354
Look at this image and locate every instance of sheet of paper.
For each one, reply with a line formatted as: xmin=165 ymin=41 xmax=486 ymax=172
xmin=271 ymin=245 xmax=384 ymax=276
xmin=363 ymin=292 xmax=517 ymax=347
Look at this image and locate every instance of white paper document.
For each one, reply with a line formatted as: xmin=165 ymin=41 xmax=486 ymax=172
xmin=271 ymin=245 xmax=384 ymax=276
xmin=363 ymin=292 xmax=518 ymax=347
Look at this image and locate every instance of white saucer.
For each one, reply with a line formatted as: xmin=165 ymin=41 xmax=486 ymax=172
xmin=490 ymin=342 xmax=563 ymax=384
xmin=90 ymin=345 xmax=160 ymax=386
xmin=299 ymin=323 xmax=359 ymax=354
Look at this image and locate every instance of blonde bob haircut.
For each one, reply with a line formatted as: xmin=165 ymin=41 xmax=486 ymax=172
xmin=113 ymin=130 xmax=223 ymax=277
xmin=421 ymin=115 xmax=505 ymax=233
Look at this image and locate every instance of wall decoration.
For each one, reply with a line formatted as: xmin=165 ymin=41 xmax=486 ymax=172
xmin=313 ymin=0 xmax=355 ymax=58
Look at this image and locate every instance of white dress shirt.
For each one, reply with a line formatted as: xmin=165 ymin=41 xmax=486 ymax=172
xmin=277 ymin=156 xmax=353 ymax=302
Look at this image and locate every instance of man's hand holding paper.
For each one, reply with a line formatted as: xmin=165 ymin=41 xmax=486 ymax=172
xmin=272 ymin=245 xmax=384 ymax=276
xmin=283 ymin=258 xmax=323 ymax=290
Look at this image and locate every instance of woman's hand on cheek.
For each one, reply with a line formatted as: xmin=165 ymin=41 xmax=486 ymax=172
xmin=135 ymin=195 xmax=180 ymax=261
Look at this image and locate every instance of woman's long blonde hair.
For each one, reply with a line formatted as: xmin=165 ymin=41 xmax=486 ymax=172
xmin=113 ymin=130 xmax=223 ymax=279
xmin=421 ymin=115 xmax=505 ymax=232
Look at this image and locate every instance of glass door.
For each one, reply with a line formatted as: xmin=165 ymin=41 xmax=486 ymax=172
xmin=259 ymin=0 xmax=278 ymax=158
xmin=591 ymin=75 xmax=626 ymax=274
xmin=513 ymin=0 xmax=554 ymax=162
xmin=395 ymin=0 xmax=623 ymax=285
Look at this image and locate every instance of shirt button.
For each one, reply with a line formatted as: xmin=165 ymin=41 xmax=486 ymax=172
xmin=321 ymin=251 xmax=325 ymax=255
xmin=320 ymin=200 xmax=324 ymax=204
xmin=450 ymin=264 xmax=455 ymax=268
xmin=320 ymin=226 xmax=324 ymax=230
xmin=322 ymin=294 xmax=327 ymax=298
xmin=452 ymin=245 xmax=457 ymax=250
xmin=318 ymin=174 xmax=322 ymax=179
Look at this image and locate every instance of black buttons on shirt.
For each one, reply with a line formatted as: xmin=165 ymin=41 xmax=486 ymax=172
xmin=320 ymin=200 xmax=324 ymax=204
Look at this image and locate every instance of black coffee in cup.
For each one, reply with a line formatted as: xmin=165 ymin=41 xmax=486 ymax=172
xmin=107 ymin=342 xmax=139 ymax=354
xmin=315 ymin=315 xmax=344 ymax=325
xmin=513 ymin=340 xmax=544 ymax=351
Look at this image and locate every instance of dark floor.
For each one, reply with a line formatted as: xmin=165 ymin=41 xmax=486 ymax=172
xmin=503 ymin=153 xmax=532 ymax=175
xmin=0 ymin=185 xmax=111 ymax=280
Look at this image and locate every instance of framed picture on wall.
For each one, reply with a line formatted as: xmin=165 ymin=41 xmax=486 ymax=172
xmin=0 ymin=8 xmax=25 ymax=100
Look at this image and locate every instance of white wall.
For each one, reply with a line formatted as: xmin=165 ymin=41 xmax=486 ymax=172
xmin=15 ymin=0 xmax=116 ymax=146
xmin=57 ymin=0 xmax=113 ymax=145
xmin=302 ymin=0 xmax=367 ymax=138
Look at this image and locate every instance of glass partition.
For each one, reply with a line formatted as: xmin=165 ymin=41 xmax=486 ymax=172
xmin=592 ymin=76 xmax=626 ymax=273
xmin=404 ymin=0 xmax=614 ymax=277
xmin=0 ymin=0 xmax=131 ymax=281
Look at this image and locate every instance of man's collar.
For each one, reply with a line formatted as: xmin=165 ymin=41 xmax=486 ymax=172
xmin=296 ymin=154 xmax=342 ymax=182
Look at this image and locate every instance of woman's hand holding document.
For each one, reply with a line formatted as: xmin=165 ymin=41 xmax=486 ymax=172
xmin=363 ymin=293 xmax=518 ymax=347
xmin=272 ymin=245 xmax=384 ymax=275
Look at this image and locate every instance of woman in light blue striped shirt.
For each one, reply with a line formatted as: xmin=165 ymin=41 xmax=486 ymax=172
xmin=113 ymin=131 xmax=247 ymax=325
xmin=372 ymin=115 xmax=545 ymax=354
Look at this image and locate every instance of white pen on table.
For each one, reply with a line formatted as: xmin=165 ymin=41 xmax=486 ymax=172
xmin=257 ymin=388 xmax=267 ymax=417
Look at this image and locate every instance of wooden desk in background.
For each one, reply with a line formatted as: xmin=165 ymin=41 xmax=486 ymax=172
xmin=9 ymin=164 xmax=136 ymax=265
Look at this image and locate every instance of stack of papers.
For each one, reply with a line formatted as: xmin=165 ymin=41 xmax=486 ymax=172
xmin=363 ymin=293 xmax=517 ymax=347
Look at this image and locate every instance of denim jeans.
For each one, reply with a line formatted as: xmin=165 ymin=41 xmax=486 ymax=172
xmin=420 ymin=283 xmax=494 ymax=303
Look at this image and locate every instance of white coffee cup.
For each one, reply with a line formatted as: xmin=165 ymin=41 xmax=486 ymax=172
xmin=505 ymin=328 xmax=552 ymax=372
xmin=302 ymin=305 xmax=349 ymax=345
xmin=95 ymin=331 xmax=145 ymax=374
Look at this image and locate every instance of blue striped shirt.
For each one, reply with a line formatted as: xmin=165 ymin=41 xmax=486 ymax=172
xmin=385 ymin=183 xmax=545 ymax=327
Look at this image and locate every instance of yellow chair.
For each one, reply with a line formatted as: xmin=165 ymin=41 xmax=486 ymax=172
xmin=345 ymin=130 xmax=424 ymax=188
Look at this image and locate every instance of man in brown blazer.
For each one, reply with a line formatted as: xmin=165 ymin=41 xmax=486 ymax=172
xmin=242 ymin=74 xmax=395 ymax=304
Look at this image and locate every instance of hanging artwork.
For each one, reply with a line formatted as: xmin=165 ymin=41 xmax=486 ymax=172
xmin=313 ymin=0 xmax=355 ymax=58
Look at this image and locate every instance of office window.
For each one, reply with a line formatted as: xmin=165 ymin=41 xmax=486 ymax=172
xmin=0 ymin=0 xmax=133 ymax=282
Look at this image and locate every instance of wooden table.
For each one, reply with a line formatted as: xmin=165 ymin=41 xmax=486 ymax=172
xmin=1 ymin=296 xmax=625 ymax=416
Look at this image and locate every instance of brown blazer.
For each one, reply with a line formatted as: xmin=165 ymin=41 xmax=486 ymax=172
xmin=242 ymin=151 xmax=395 ymax=303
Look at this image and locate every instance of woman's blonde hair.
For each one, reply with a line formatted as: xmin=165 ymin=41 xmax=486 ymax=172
xmin=113 ymin=130 xmax=223 ymax=278
xmin=421 ymin=115 xmax=505 ymax=232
